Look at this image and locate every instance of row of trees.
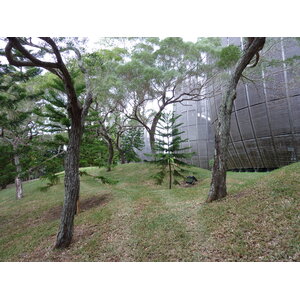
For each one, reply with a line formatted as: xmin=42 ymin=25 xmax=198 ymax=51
xmin=0 ymin=36 xmax=266 ymax=248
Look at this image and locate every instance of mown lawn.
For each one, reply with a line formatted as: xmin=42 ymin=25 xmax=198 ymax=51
xmin=0 ymin=162 xmax=299 ymax=261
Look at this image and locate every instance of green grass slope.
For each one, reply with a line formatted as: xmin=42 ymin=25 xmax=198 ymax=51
xmin=0 ymin=162 xmax=299 ymax=261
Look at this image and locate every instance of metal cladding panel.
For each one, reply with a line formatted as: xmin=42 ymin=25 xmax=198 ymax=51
xmin=291 ymin=96 xmax=300 ymax=133
xmin=236 ymin=108 xmax=255 ymax=140
xmin=207 ymin=140 xmax=215 ymax=157
xmin=283 ymin=38 xmax=300 ymax=59
xmin=189 ymin=141 xmax=198 ymax=153
xmin=180 ymin=126 xmax=188 ymax=140
xmin=227 ymin=143 xmax=241 ymax=168
xmin=191 ymin=155 xmax=200 ymax=167
xmin=274 ymin=135 xmax=296 ymax=166
xmin=243 ymin=139 xmax=263 ymax=168
xmin=227 ymin=155 xmax=238 ymax=169
xmin=230 ymin=113 xmax=241 ymax=142
xmin=247 ymin=81 xmax=265 ymax=105
xmin=234 ymin=84 xmax=248 ymax=110
xmin=179 ymin=111 xmax=187 ymax=125
xmin=265 ymin=71 xmax=287 ymax=101
xmin=199 ymin=157 xmax=209 ymax=169
xmin=198 ymin=116 xmax=209 ymax=126
xmin=294 ymin=134 xmax=300 ymax=159
xmin=171 ymin=38 xmax=300 ymax=170
xmin=197 ymin=141 xmax=207 ymax=155
xmin=188 ymin=110 xmax=197 ymax=125
xmin=232 ymin=141 xmax=251 ymax=168
xmin=250 ymin=103 xmax=271 ymax=138
xmin=198 ymin=124 xmax=208 ymax=140
xmin=188 ymin=125 xmax=197 ymax=141
xmin=257 ymin=137 xmax=278 ymax=168
xmin=228 ymin=37 xmax=242 ymax=46
xmin=176 ymin=112 xmax=185 ymax=125
xmin=265 ymin=38 xmax=283 ymax=60
xmin=286 ymin=70 xmax=300 ymax=97
xmin=268 ymin=99 xmax=292 ymax=135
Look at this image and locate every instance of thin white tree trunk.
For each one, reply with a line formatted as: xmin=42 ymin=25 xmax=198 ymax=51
xmin=13 ymin=153 xmax=23 ymax=199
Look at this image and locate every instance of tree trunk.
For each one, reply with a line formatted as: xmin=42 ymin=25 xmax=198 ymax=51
xmin=149 ymin=110 xmax=163 ymax=153
xmin=115 ymin=143 xmax=126 ymax=164
xmin=149 ymin=130 xmax=156 ymax=153
xmin=168 ymin=160 xmax=172 ymax=189
xmin=107 ymin=139 xmax=114 ymax=172
xmin=4 ymin=37 xmax=93 ymax=249
xmin=55 ymin=121 xmax=82 ymax=248
xmin=120 ymin=151 xmax=126 ymax=164
xmin=207 ymin=37 xmax=266 ymax=202
xmin=13 ymin=153 xmax=23 ymax=200
xmin=207 ymin=90 xmax=235 ymax=202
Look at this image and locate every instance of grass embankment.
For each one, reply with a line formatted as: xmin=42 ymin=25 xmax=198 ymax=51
xmin=0 ymin=162 xmax=299 ymax=261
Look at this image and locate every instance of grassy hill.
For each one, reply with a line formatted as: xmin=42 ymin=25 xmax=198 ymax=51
xmin=0 ymin=162 xmax=299 ymax=261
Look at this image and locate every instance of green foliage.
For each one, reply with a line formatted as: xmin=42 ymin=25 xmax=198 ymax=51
xmin=148 ymin=112 xmax=194 ymax=189
xmin=80 ymin=132 xmax=108 ymax=168
xmin=39 ymin=173 xmax=60 ymax=192
xmin=0 ymin=143 xmax=15 ymax=189
xmin=30 ymin=134 xmax=66 ymax=174
xmin=217 ymin=44 xmax=241 ymax=69
xmin=119 ymin=127 xmax=145 ymax=163
xmin=0 ymin=63 xmax=44 ymax=189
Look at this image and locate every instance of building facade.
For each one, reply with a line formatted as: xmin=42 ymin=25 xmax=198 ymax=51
xmin=174 ymin=37 xmax=300 ymax=170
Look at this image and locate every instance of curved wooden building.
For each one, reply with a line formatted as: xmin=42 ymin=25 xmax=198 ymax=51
xmin=174 ymin=37 xmax=300 ymax=170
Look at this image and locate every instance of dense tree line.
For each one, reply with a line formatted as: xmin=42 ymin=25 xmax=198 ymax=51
xmin=0 ymin=37 xmax=270 ymax=247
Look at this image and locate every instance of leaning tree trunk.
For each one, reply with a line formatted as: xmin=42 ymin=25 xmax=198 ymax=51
xmin=207 ymin=90 xmax=235 ymax=201
xmin=149 ymin=130 xmax=156 ymax=154
xmin=207 ymin=37 xmax=266 ymax=202
xmin=149 ymin=110 xmax=163 ymax=153
xmin=55 ymin=118 xmax=82 ymax=248
xmin=13 ymin=153 xmax=23 ymax=200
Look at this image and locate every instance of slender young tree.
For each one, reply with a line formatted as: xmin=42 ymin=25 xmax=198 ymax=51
xmin=207 ymin=37 xmax=266 ymax=202
xmin=4 ymin=37 xmax=93 ymax=248
xmin=116 ymin=125 xmax=144 ymax=163
xmin=150 ymin=112 xmax=193 ymax=189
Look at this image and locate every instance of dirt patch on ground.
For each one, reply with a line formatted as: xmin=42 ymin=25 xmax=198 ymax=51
xmin=79 ymin=193 xmax=111 ymax=212
xmin=42 ymin=193 xmax=112 ymax=222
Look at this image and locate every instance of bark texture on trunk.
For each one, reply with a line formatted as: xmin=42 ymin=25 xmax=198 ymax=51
xmin=119 ymin=151 xmax=126 ymax=164
xmin=207 ymin=38 xmax=266 ymax=202
xmin=13 ymin=153 xmax=23 ymax=200
xmin=149 ymin=131 xmax=156 ymax=154
xmin=207 ymin=90 xmax=235 ymax=201
xmin=149 ymin=110 xmax=163 ymax=153
xmin=15 ymin=176 xmax=23 ymax=200
xmin=55 ymin=122 xmax=82 ymax=248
